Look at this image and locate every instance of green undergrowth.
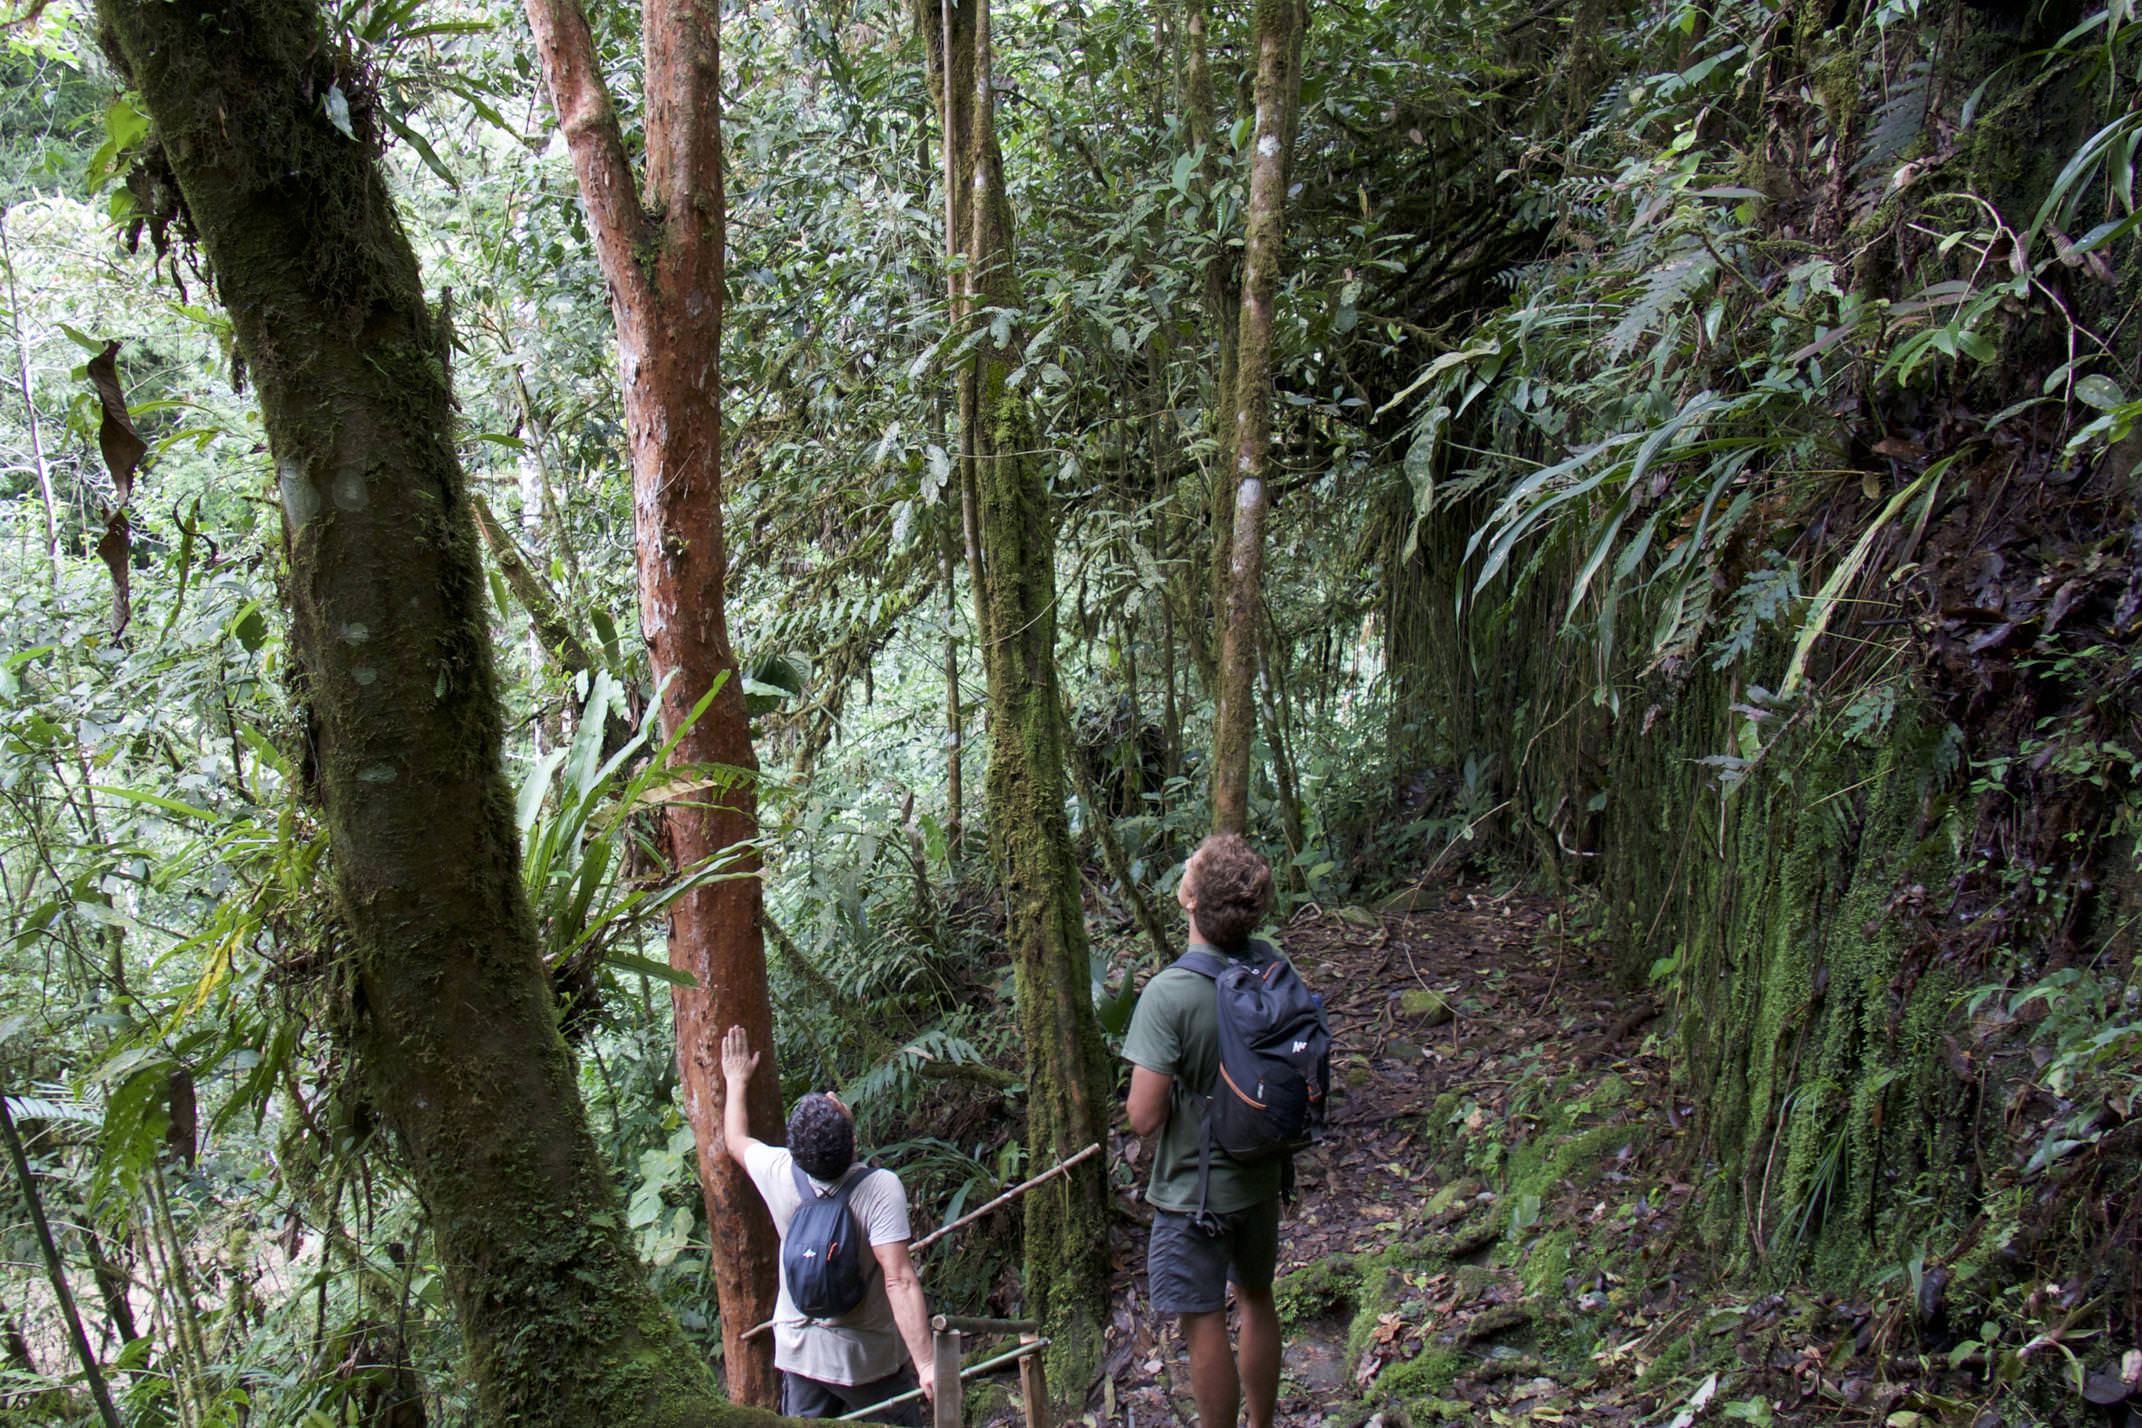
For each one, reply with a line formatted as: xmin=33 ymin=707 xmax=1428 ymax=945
xmin=1278 ymin=1056 xmax=1664 ymax=1422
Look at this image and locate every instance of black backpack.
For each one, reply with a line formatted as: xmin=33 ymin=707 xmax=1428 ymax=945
xmin=784 ymin=1163 xmax=872 ymax=1320
xmin=1177 ymin=944 xmax=1332 ymax=1229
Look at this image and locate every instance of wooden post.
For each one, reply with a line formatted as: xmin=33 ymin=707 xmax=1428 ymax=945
xmin=1018 ymin=1332 xmax=1049 ymax=1428
xmin=931 ymin=1327 xmax=962 ymax=1428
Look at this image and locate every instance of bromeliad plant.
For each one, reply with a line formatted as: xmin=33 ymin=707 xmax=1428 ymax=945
xmin=515 ymin=669 xmax=758 ymax=1024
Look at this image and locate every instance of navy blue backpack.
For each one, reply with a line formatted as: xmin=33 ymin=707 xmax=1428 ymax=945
xmin=1176 ymin=946 xmax=1332 ymax=1228
xmin=784 ymin=1164 xmax=872 ymax=1319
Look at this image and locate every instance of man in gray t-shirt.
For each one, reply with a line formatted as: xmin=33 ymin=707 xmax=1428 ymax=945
xmin=722 ymin=1026 xmax=936 ymax=1423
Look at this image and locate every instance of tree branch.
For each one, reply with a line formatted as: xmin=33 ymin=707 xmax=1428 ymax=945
xmin=469 ymin=492 xmax=598 ymax=678
xmin=522 ymin=0 xmax=653 ymax=321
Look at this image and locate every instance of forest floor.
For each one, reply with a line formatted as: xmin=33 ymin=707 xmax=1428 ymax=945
xmin=974 ymin=881 xmax=1970 ymax=1428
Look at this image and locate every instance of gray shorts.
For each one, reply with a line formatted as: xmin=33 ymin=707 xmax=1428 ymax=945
xmin=1145 ymin=1200 xmax=1281 ymax=1315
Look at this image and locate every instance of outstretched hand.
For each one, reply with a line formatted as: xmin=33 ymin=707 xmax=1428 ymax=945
xmin=720 ymin=1025 xmax=759 ymax=1088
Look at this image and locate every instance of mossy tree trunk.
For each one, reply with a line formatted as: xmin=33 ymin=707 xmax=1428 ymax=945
xmin=918 ymin=0 xmax=1113 ymax=1404
xmin=1210 ymin=0 xmax=1307 ymax=837
xmin=520 ymin=0 xmax=783 ymax=1403
xmin=94 ymin=0 xmax=790 ymax=1419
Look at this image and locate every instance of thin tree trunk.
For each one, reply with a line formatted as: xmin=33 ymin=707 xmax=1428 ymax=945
xmin=1161 ymin=593 xmax=1181 ymax=783
xmin=1257 ymin=627 xmax=1306 ymax=881
xmin=1210 ymin=0 xmax=1306 ymax=837
xmin=520 ymin=0 xmax=784 ymax=1402
xmin=95 ymin=0 xmax=787 ymax=1417
xmin=0 ymin=212 xmax=60 ymax=580
xmin=1123 ymin=614 xmax=1144 ymax=805
xmin=1183 ymin=0 xmax=1239 ymax=667
xmin=0 ymin=1095 xmax=121 ymax=1428
xmin=507 ymin=368 xmax=587 ymax=603
xmin=470 ymin=492 xmax=600 ymax=678
xmin=943 ymin=507 xmax=964 ymax=853
xmin=940 ymin=0 xmax=990 ymax=650
xmin=917 ymin=0 xmax=1112 ymax=1402
xmin=85 ymin=1225 xmax=141 ymax=1351
xmin=145 ymin=1168 xmax=210 ymax=1421
xmin=934 ymin=387 xmax=964 ymax=854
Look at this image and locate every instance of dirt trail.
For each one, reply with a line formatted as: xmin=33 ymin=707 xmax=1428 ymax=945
xmin=1067 ymin=886 xmax=1689 ymax=1427
xmin=957 ymin=886 xmax=2091 ymax=1427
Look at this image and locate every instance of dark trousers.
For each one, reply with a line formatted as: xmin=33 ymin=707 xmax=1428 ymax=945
xmin=779 ymin=1366 xmax=924 ymax=1424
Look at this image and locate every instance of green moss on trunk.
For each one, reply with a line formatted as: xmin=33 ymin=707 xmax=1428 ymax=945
xmin=916 ymin=0 xmax=1114 ymax=1402
xmin=97 ymin=0 xmax=794 ymax=1418
xmin=976 ymin=378 xmax=1113 ymax=1399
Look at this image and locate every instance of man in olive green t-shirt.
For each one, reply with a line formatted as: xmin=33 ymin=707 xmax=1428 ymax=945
xmin=1123 ymin=834 xmax=1285 ymax=1428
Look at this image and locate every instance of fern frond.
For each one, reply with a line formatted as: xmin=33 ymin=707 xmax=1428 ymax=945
xmin=1852 ymin=60 xmax=1930 ymax=188
xmin=1605 ymin=245 xmax=1714 ymax=359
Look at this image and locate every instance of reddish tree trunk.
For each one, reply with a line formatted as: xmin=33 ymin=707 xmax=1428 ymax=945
xmin=523 ymin=0 xmax=782 ymax=1404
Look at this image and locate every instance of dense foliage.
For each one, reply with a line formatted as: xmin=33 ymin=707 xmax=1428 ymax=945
xmin=0 ymin=0 xmax=2134 ymax=1420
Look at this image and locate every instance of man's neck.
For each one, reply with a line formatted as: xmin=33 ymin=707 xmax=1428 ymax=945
xmin=1188 ymin=929 xmax=1261 ymax=960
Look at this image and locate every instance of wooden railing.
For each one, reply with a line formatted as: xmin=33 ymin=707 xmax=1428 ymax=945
xmin=837 ymin=1315 xmax=1048 ymax=1426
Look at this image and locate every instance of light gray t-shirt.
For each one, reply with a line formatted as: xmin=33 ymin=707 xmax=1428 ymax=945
xmin=741 ymin=1141 xmax=913 ymax=1387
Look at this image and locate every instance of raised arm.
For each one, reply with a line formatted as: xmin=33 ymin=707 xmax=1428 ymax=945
xmin=870 ymin=1238 xmax=936 ymax=1403
xmin=719 ymin=1025 xmax=765 ymax=1163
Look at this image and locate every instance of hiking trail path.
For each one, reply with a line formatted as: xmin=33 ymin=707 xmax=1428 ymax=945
xmin=1069 ymin=886 xmax=1714 ymax=1426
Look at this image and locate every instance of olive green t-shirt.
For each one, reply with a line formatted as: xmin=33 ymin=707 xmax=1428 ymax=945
xmin=1122 ymin=938 xmax=1287 ymax=1215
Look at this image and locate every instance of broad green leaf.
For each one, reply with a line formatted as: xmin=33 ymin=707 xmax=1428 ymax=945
xmin=607 ymin=951 xmax=697 ymax=988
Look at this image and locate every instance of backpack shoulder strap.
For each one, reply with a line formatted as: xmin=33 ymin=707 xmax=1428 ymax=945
xmin=1168 ymin=950 xmax=1231 ymax=1236
xmin=832 ymin=1167 xmax=879 ymax=1277
xmin=827 ymin=1163 xmax=868 ymax=1207
xmin=1173 ymin=949 xmax=1228 ymax=980
xmin=791 ymin=1161 xmax=866 ymax=1204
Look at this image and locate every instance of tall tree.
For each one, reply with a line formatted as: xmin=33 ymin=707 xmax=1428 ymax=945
xmin=1210 ymin=0 xmax=1308 ymax=836
xmin=520 ymin=0 xmax=784 ymax=1402
xmin=918 ymin=0 xmax=1113 ymax=1400
xmin=92 ymin=0 xmax=787 ymax=1419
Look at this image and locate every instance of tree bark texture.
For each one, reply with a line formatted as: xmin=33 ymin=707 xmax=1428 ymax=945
xmin=520 ymin=0 xmax=784 ymax=1403
xmin=95 ymin=0 xmax=789 ymax=1418
xmin=1210 ymin=0 xmax=1307 ymax=837
xmin=917 ymin=0 xmax=1113 ymax=1402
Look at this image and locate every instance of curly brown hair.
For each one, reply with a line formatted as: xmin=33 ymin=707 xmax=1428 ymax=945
xmin=786 ymin=1093 xmax=855 ymax=1180
xmin=1185 ymin=834 xmax=1273 ymax=951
